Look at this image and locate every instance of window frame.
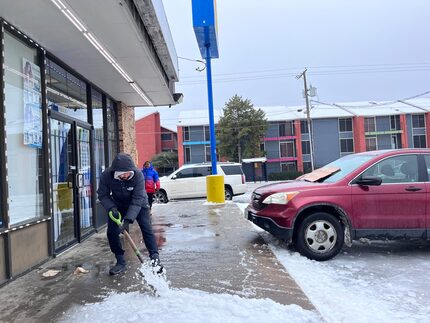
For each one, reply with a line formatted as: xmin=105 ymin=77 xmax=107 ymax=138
xmin=412 ymin=114 xmax=425 ymax=129
xmin=183 ymin=126 xmax=190 ymax=141
xmin=280 ymin=141 xmax=296 ymax=158
xmin=364 ymin=117 xmax=376 ymax=133
xmin=279 ymin=121 xmax=294 ymax=137
xmin=161 ymin=132 xmax=172 ymax=141
xmin=301 ymin=140 xmax=311 ymax=155
xmin=413 ymin=135 xmax=426 ymax=148
xmin=365 ymin=136 xmax=378 ymax=151
xmin=184 ymin=146 xmax=191 ymax=163
xmin=340 ymin=138 xmax=354 ymax=153
xmin=338 ymin=118 xmax=353 ymax=132
xmin=300 ymin=120 xmax=309 ymax=134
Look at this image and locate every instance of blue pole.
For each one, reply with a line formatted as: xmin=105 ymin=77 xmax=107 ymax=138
xmin=205 ymin=43 xmax=218 ymax=175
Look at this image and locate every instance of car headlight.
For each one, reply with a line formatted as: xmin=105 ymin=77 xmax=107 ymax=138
xmin=262 ymin=191 xmax=300 ymax=205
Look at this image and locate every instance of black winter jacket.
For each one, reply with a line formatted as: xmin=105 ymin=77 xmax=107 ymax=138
xmin=97 ymin=153 xmax=149 ymax=221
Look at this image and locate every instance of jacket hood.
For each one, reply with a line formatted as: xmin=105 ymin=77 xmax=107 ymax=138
xmin=143 ymin=162 xmax=153 ymax=171
xmin=111 ymin=153 xmax=137 ymax=171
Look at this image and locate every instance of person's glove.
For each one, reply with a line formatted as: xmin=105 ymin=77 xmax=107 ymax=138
xmin=121 ymin=219 xmax=132 ymax=233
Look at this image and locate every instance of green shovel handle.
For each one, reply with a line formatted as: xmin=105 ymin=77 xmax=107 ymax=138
xmin=108 ymin=210 xmax=122 ymax=226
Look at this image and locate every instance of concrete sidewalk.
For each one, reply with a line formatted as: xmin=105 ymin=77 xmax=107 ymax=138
xmin=0 ymin=200 xmax=317 ymax=322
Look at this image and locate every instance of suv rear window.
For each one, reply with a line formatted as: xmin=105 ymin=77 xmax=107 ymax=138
xmin=220 ymin=165 xmax=244 ymax=175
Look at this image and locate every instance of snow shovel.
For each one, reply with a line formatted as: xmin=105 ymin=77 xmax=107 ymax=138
xmin=108 ymin=210 xmax=164 ymax=276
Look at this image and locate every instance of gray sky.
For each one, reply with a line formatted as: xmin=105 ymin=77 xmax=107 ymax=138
xmin=135 ymin=0 xmax=430 ymax=129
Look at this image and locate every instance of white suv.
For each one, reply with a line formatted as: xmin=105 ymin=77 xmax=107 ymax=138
xmin=154 ymin=162 xmax=247 ymax=203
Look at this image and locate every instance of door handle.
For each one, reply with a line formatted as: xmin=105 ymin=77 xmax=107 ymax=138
xmin=76 ymin=173 xmax=84 ymax=188
xmin=405 ymin=186 xmax=422 ymax=192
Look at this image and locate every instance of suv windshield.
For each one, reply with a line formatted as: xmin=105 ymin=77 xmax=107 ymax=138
xmin=303 ymin=154 xmax=374 ymax=183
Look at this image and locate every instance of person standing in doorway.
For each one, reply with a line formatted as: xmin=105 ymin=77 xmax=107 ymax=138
xmin=97 ymin=153 xmax=161 ymax=275
xmin=142 ymin=161 xmax=160 ymax=211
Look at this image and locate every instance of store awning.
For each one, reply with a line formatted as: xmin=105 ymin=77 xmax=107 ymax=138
xmin=0 ymin=0 xmax=179 ymax=107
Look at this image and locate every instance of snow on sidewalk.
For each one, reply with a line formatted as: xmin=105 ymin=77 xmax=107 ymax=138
xmin=60 ymin=264 xmax=321 ymax=323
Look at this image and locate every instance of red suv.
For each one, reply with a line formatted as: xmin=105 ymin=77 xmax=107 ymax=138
xmin=246 ymin=149 xmax=430 ymax=261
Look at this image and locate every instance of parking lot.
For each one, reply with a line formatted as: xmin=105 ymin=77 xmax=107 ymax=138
xmin=237 ymin=182 xmax=430 ymax=322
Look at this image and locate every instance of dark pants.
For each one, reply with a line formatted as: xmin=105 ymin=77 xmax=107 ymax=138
xmin=107 ymin=207 xmax=159 ymax=260
xmin=147 ymin=193 xmax=154 ymax=209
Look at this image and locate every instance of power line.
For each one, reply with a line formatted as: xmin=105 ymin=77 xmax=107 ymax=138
xmin=178 ymin=68 xmax=430 ymax=86
xmin=179 ymin=62 xmax=430 ymax=79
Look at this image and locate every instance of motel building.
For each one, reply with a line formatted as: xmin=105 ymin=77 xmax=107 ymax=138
xmin=176 ymin=98 xmax=430 ymax=178
xmin=0 ymin=0 xmax=179 ymax=284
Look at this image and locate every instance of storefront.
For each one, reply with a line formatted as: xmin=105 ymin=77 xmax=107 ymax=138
xmin=0 ymin=20 xmax=123 ymax=283
xmin=0 ymin=0 xmax=179 ymax=285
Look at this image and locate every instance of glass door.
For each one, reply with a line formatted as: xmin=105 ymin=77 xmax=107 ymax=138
xmin=77 ymin=126 xmax=93 ymax=236
xmin=50 ymin=119 xmax=76 ymax=250
xmin=50 ymin=115 xmax=94 ymax=251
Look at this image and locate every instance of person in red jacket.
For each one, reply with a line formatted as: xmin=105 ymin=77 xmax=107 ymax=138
xmin=142 ymin=161 xmax=160 ymax=210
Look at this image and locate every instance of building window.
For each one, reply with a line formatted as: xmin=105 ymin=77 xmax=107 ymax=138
xmin=107 ymin=99 xmax=118 ymax=165
xmin=300 ymin=120 xmax=309 ymax=134
xmin=340 ymin=138 xmax=354 ymax=153
xmin=364 ymin=117 xmax=376 ymax=133
xmin=413 ymin=135 xmax=426 ymax=148
xmin=46 ymin=58 xmax=87 ymax=122
xmin=183 ymin=126 xmax=190 ymax=141
xmin=302 ymin=141 xmax=311 ymax=154
xmin=204 ymin=126 xmax=210 ymax=141
xmin=391 ymin=135 xmax=398 ymax=149
xmin=366 ymin=137 xmax=377 ymax=151
xmin=205 ymin=146 xmax=211 ymax=162
xmin=338 ymin=118 xmax=352 ymax=132
xmin=92 ymin=89 xmax=105 ymax=189
xmin=281 ymin=162 xmax=297 ymax=172
xmin=4 ymin=30 xmax=45 ymax=225
xmin=412 ymin=114 xmax=425 ymax=128
xmin=279 ymin=121 xmax=294 ymax=137
xmin=184 ymin=146 xmax=191 ymax=163
xmin=161 ymin=133 xmax=172 ymax=141
xmin=260 ymin=142 xmax=265 ymax=153
xmin=280 ymin=141 xmax=295 ymax=157
xmin=303 ymin=162 xmax=313 ymax=173
xmin=390 ymin=115 xmax=401 ymax=130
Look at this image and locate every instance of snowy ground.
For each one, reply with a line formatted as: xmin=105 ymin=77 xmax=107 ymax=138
xmin=61 ymin=182 xmax=430 ymax=323
xmin=235 ymin=182 xmax=430 ymax=323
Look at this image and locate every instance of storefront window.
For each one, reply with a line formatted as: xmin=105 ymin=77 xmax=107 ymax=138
xmin=92 ymin=89 xmax=105 ymax=188
xmin=3 ymin=31 xmax=45 ymax=225
xmin=46 ymin=58 xmax=87 ymax=122
xmin=107 ymin=99 xmax=118 ymax=165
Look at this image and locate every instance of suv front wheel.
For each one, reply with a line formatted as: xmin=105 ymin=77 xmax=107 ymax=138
xmin=153 ymin=190 xmax=168 ymax=204
xmin=295 ymin=212 xmax=344 ymax=261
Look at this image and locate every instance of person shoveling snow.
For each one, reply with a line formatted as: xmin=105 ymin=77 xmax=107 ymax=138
xmin=97 ymin=153 xmax=164 ymax=277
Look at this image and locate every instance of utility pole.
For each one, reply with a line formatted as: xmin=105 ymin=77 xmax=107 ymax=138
xmin=296 ymin=68 xmax=315 ymax=171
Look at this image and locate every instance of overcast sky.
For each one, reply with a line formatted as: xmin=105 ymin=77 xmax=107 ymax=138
xmin=135 ymin=0 xmax=430 ymax=129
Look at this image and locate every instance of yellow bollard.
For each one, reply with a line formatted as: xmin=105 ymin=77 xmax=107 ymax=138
xmin=206 ymin=175 xmax=225 ymax=203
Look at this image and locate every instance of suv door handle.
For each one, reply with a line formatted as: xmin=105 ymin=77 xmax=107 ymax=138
xmin=405 ymin=186 xmax=422 ymax=192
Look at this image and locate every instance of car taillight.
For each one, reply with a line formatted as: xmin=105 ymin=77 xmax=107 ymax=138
xmin=242 ymin=174 xmax=245 ymax=184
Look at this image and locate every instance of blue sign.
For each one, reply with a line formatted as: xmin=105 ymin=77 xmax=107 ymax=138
xmin=192 ymin=0 xmax=219 ymax=59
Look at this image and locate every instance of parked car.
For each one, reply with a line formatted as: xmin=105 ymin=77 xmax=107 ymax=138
xmin=154 ymin=162 xmax=247 ymax=203
xmin=246 ymin=149 xmax=430 ymax=261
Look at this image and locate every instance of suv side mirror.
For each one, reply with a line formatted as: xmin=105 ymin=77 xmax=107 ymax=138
xmin=171 ymin=174 xmax=177 ymax=180
xmin=355 ymin=176 xmax=382 ymax=186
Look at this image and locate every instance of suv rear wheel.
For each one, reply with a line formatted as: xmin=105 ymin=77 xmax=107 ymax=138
xmin=224 ymin=186 xmax=233 ymax=200
xmin=296 ymin=212 xmax=344 ymax=261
